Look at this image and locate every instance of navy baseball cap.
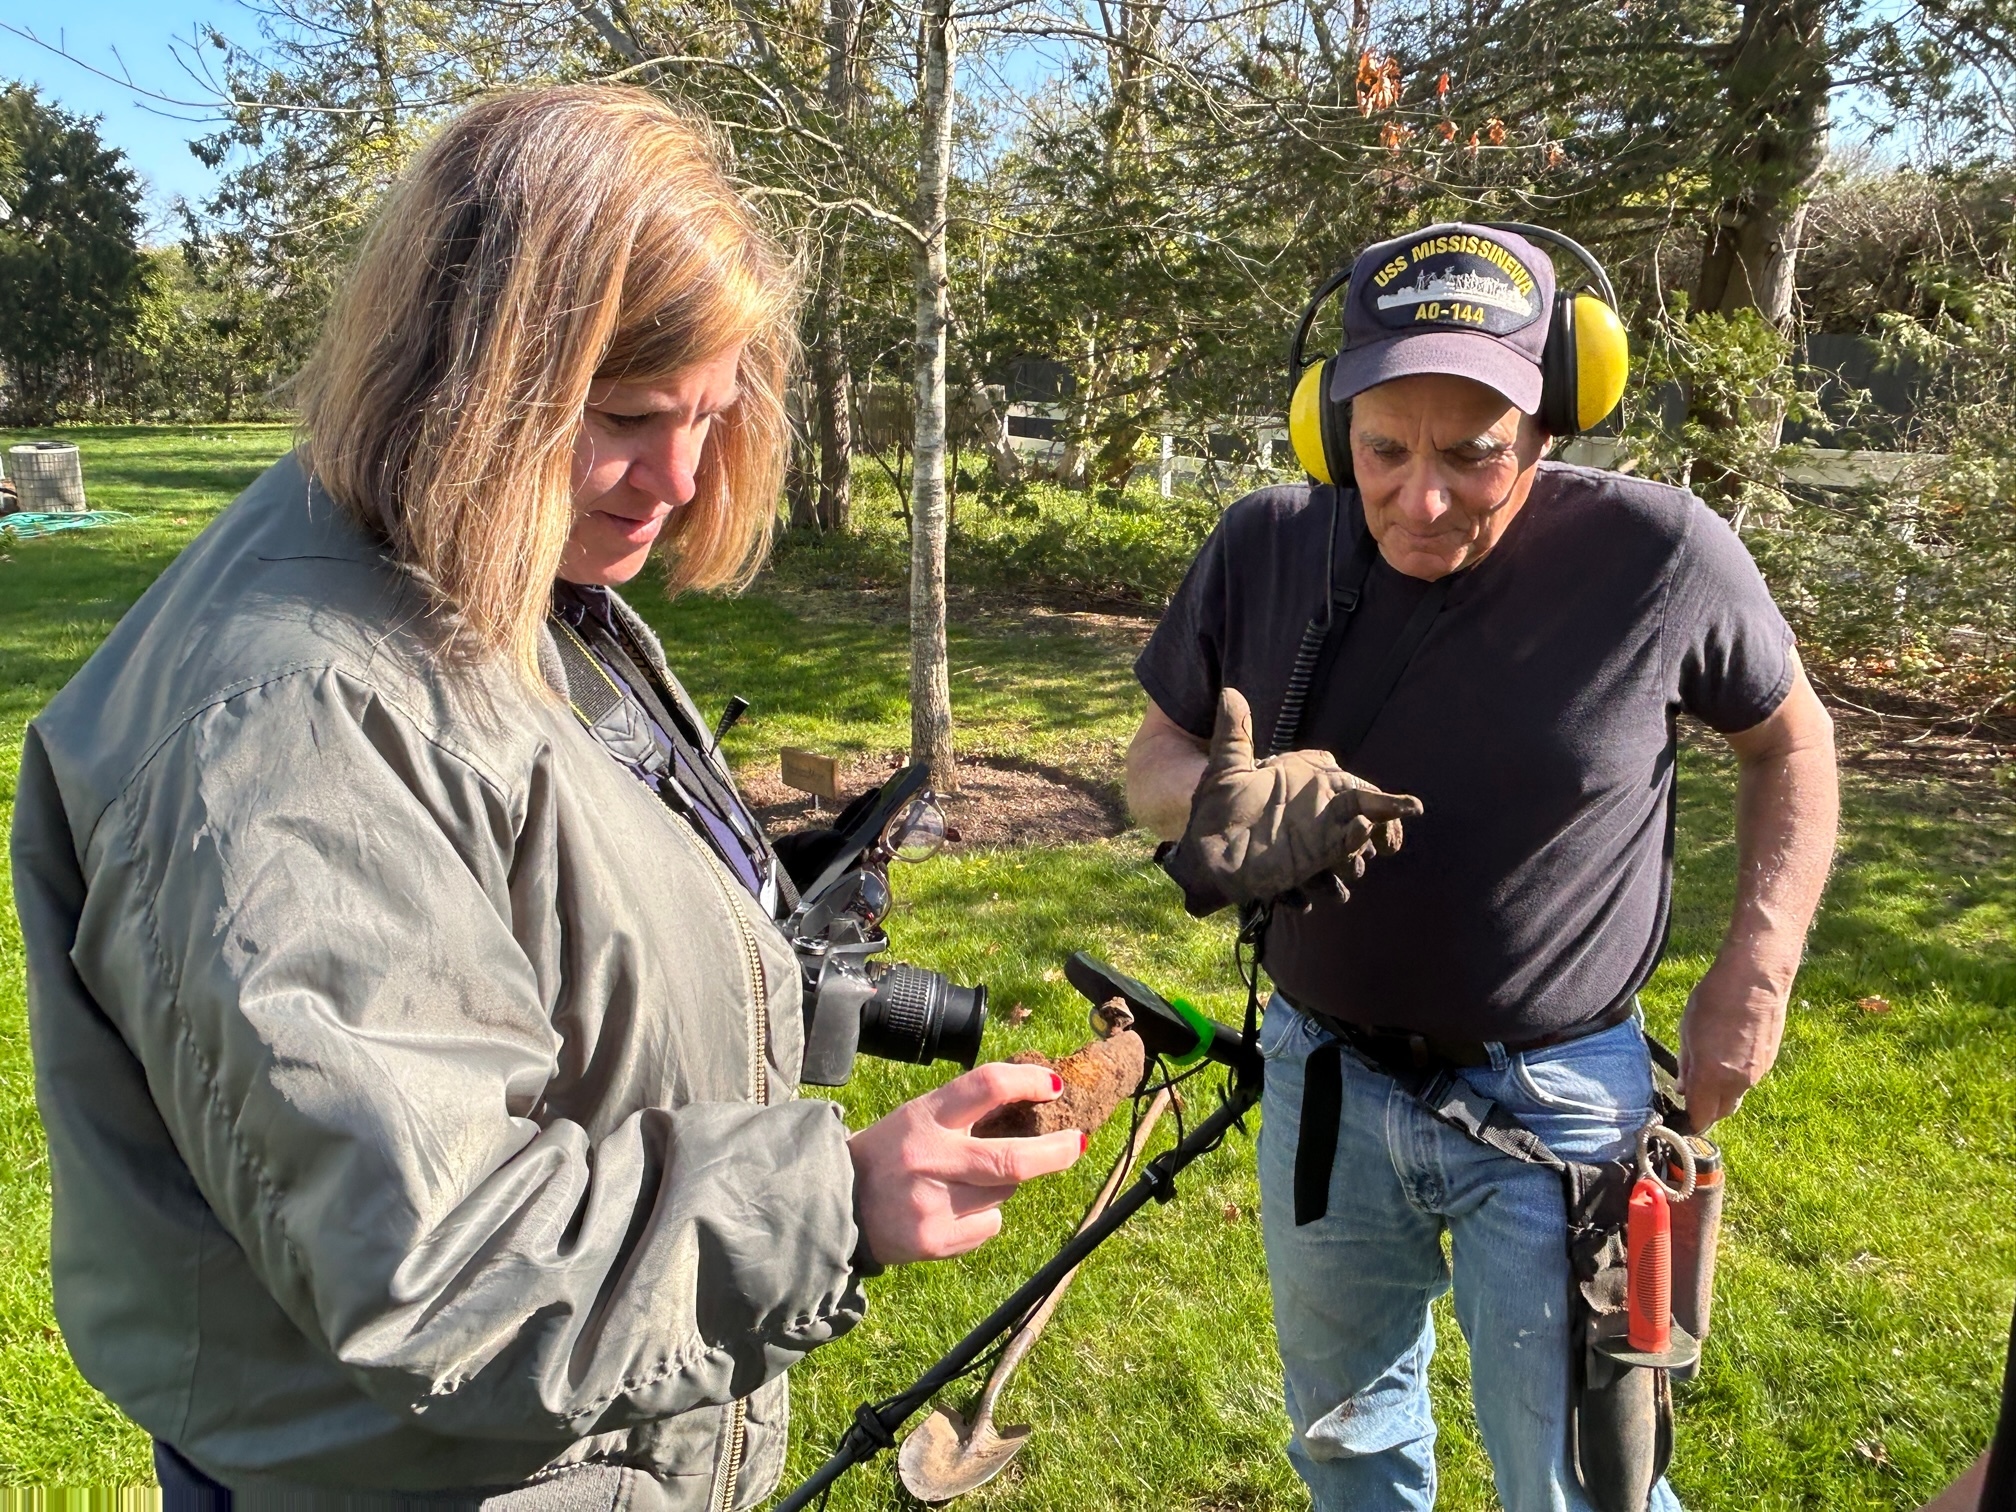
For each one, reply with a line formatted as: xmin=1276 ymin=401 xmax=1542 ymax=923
xmin=1329 ymin=223 xmax=1556 ymax=415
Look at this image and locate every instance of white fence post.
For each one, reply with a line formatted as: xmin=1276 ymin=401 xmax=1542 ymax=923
xmin=1160 ymin=434 xmax=1174 ymax=498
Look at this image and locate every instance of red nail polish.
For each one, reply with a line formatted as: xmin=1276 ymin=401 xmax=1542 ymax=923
xmin=1078 ymin=1131 xmax=1088 ymax=1155
xmin=1049 ymin=1071 xmax=1064 ymax=1094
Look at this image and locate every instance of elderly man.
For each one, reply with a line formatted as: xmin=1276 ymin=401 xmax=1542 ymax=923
xmin=1127 ymin=223 xmax=1838 ymax=1511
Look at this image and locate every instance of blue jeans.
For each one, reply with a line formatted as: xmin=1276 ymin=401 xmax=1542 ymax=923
xmin=155 ymin=1441 xmax=232 ymax=1512
xmin=1257 ymin=996 xmax=1685 ymax=1512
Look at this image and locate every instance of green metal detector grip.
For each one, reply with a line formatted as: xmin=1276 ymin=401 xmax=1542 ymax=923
xmin=1164 ymin=997 xmax=1216 ymax=1067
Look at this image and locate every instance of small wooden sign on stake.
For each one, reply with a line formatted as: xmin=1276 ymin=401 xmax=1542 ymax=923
xmin=780 ymin=748 xmax=841 ymax=811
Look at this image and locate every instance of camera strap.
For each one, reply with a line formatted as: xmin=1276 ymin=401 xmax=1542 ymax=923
xmin=548 ymin=602 xmax=786 ymax=913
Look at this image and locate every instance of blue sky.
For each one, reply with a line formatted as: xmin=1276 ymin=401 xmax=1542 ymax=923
xmin=2 ymin=0 xmax=241 ymax=234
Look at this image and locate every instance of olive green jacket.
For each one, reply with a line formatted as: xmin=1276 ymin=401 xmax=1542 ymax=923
xmin=10 ymin=453 xmax=866 ymax=1510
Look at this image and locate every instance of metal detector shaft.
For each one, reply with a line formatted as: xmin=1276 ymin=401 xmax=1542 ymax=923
xmin=771 ymin=1072 xmax=1262 ymax=1512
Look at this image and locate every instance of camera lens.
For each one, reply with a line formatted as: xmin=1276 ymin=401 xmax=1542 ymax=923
xmin=859 ymin=963 xmax=987 ymax=1070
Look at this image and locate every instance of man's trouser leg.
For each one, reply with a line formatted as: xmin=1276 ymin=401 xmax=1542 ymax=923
xmin=1259 ymin=996 xmax=1445 ymax=1512
xmin=1260 ymin=998 xmax=1685 ymax=1512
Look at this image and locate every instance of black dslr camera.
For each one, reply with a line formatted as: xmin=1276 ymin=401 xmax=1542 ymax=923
xmin=782 ymin=765 xmax=988 ymax=1085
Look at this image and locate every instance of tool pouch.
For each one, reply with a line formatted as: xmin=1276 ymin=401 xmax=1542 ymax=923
xmin=1562 ymin=1050 xmax=1723 ymax=1512
xmin=1640 ymin=1036 xmax=1725 ymax=1382
xmin=1665 ymin=1135 xmax=1724 ymax=1383
xmin=1562 ymin=1153 xmax=1674 ymax=1512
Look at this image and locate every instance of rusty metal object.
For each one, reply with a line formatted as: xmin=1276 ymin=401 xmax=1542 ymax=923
xmin=971 ymin=1028 xmax=1145 ymax=1139
xmin=898 ymin=1088 xmax=1172 ymax=1502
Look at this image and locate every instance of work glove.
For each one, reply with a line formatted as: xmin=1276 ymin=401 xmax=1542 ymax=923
xmin=1156 ymin=688 xmax=1423 ymax=918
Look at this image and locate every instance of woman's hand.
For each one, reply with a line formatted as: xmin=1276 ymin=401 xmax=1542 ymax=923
xmin=848 ymin=1062 xmax=1085 ymax=1265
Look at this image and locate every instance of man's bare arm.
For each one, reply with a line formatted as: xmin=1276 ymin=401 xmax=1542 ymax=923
xmin=1126 ymin=699 xmax=1210 ymax=840
xmin=1680 ymin=649 xmax=1839 ymax=1130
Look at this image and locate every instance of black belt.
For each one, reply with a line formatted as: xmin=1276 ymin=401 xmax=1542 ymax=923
xmin=1295 ymin=993 xmax=1639 ymax=1071
xmin=1289 ymin=995 xmax=1639 ymax=1227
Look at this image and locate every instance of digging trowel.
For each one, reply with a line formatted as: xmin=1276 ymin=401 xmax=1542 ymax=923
xmin=897 ymin=1086 xmax=1173 ymax=1502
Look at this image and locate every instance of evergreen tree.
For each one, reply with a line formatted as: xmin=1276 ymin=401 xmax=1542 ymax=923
xmin=0 ymin=86 xmax=146 ymax=423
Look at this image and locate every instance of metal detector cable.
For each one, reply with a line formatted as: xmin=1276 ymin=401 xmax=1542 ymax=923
xmin=1268 ymin=496 xmax=1342 ymax=757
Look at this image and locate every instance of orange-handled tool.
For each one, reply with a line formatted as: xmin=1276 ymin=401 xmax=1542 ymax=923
xmin=1627 ymin=1176 xmax=1672 ymax=1354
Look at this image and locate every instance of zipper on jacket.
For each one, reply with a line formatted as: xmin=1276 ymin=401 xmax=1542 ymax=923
xmin=713 ymin=1395 xmax=749 ymax=1511
xmin=703 ymin=856 xmax=764 ymax=1512
xmin=700 ymin=847 xmax=770 ymax=1107
xmin=697 ymin=785 xmax=767 ymax=1512
xmin=734 ymin=891 xmax=768 ymax=1105
xmin=701 ymin=827 xmax=765 ymax=1512
xmin=597 ymin=691 xmax=770 ymax=1509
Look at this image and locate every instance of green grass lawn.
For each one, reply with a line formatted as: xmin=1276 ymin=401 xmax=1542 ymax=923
xmin=2 ymin=426 xmax=2012 ymax=1508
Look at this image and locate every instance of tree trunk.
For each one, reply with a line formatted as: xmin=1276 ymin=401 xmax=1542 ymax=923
xmin=787 ymin=390 xmax=818 ymax=528
xmin=811 ymin=255 xmax=852 ymax=531
xmin=1684 ymin=0 xmax=1830 ymax=496
xmin=1694 ymin=0 xmax=1830 ymax=328
xmin=366 ymin=0 xmax=399 ymax=138
xmin=1054 ymin=324 xmax=1103 ymax=488
xmin=956 ymin=367 xmax=1023 ymax=484
xmin=812 ymin=0 xmax=861 ymax=532
xmin=826 ymin=0 xmax=862 ymax=113
xmin=908 ymin=0 xmax=957 ymax=792
xmin=1101 ymin=0 xmax=1160 ymax=170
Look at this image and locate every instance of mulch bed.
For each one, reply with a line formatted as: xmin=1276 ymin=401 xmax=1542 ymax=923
xmin=1831 ymin=710 xmax=2012 ymax=789
xmin=737 ymin=751 xmax=1130 ymax=848
xmin=1808 ymin=678 xmax=2015 ymax=793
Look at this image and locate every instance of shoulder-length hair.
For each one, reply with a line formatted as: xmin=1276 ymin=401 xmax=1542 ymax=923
xmin=297 ymin=85 xmax=799 ymax=687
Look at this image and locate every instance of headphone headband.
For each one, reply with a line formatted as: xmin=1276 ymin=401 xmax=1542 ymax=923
xmin=1288 ymin=264 xmax=1355 ymax=393
xmin=1477 ymin=221 xmax=1618 ymax=307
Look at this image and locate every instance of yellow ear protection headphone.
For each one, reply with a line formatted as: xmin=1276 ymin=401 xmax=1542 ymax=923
xmin=1287 ymin=222 xmax=1630 ymax=487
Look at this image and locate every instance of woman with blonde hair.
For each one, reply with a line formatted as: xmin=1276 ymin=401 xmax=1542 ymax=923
xmin=11 ymin=86 xmax=1078 ymax=1511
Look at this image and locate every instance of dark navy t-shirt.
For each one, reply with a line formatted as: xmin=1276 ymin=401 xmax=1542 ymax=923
xmin=1134 ymin=462 xmax=1795 ymax=1042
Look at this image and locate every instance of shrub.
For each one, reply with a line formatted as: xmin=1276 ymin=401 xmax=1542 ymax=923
xmin=1621 ymin=284 xmax=2016 ymax=714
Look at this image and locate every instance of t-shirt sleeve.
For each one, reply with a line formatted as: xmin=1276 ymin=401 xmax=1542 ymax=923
xmin=1135 ymin=520 xmax=1231 ymax=739
xmin=1666 ymin=497 xmax=1796 ymax=732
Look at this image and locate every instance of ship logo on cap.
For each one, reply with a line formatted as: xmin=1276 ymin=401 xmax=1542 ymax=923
xmin=1367 ymin=234 xmax=1541 ymax=336
xmin=1376 ymin=266 xmax=1531 ymax=318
